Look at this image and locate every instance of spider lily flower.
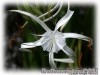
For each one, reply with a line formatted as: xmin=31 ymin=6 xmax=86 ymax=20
xmin=10 ymin=6 xmax=92 ymax=69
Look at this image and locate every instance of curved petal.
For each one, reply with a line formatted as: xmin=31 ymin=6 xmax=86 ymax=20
xmin=38 ymin=1 xmax=60 ymax=18
xmin=49 ymin=51 xmax=57 ymax=69
xmin=55 ymin=41 xmax=71 ymax=57
xmin=21 ymin=39 xmax=42 ymax=48
xmin=54 ymin=10 xmax=74 ymax=31
xmin=63 ymin=45 xmax=75 ymax=57
xmin=43 ymin=2 xmax=63 ymax=22
xmin=10 ymin=10 xmax=51 ymax=31
xmin=54 ymin=58 xmax=74 ymax=63
xmin=63 ymin=33 xmax=93 ymax=45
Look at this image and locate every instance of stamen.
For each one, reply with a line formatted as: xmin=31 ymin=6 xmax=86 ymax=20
xmin=21 ymin=21 xmax=28 ymax=28
xmin=87 ymin=38 xmax=93 ymax=50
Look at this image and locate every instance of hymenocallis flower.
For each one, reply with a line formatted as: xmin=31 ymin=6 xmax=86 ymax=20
xmin=10 ymin=2 xmax=93 ymax=69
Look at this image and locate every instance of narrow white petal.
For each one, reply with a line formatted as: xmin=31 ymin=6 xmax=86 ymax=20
xmin=63 ymin=45 xmax=75 ymax=57
xmin=54 ymin=10 xmax=74 ymax=31
xmin=10 ymin=10 xmax=51 ymax=31
xmin=49 ymin=51 xmax=57 ymax=69
xmin=43 ymin=2 xmax=63 ymax=22
xmin=55 ymin=40 xmax=70 ymax=56
xmin=31 ymin=33 xmax=43 ymax=36
xmin=38 ymin=1 xmax=60 ymax=18
xmin=59 ymin=1 xmax=70 ymax=31
xmin=63 ymin=33 xmax=93 ymax=45
xmin=21 ymin=39 xmax=42 ymax=48
xmin=19 ymin=48 xmax=32 ymax=52
xmin=31 ymin=32 xmax=52 ymax=37
xmin=54 ymin=58 xmax=74 ymax=63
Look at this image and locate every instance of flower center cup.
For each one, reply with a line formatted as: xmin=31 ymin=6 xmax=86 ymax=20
xmin=41 ymin=31 xmax=66 ymax=53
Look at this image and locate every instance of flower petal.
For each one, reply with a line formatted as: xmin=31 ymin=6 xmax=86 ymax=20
xmin=43 ymin=2 xmax=63 ymax=22
xmin=54 ymin=10 xmax=74 ymax=31
xmin=63 ymin=33 xmax=93 ymax=45
xmin=54 ymin=40 xmax=75 ymax=63
xmin=54 ymin=58 xmax=74 ymax=63
xmin=31 ymin=33 xmax=43 ymax=36
xmin=63 ymin=45 xmax=75 ymax=57
xmin=38 ymin=1 xmax=60 ymax=18
xmin=55 ymin=42 xmax=73 ymax=57
xmin=10 ymin=10 xmax=51 ymax=31
xmin=19 ymin=48 xmax=32 ymax=52
xmin=21 ymin=39 xmax=42 ymax=48
xmin=49 ymin=51 xmax=57 ymax=69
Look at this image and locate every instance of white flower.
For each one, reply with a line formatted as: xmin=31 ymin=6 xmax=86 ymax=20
xmin=10 ymin=6 xmax=92 ymax=69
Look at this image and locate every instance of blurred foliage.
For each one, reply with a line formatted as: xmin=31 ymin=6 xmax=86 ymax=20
xmin=5 ymin=3 xmax=94 ymax=69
